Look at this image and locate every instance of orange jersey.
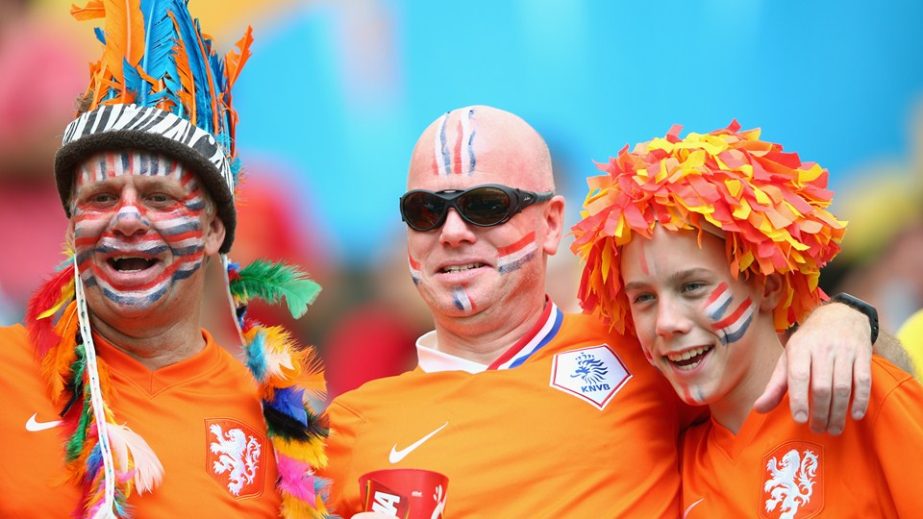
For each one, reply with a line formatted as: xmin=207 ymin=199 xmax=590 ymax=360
xmin=681 ymin=356 xmax=923 ymax=519
xmin=322 ymin=303 xmax=685 ymax=517
xmin=0 ymin=324 xmax=280 ymax=518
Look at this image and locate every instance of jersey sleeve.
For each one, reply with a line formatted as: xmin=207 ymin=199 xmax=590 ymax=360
xmin=319 ymin=398 xmax=364 ymax=516
xmin=869 ymin=362 xmax=923 ymax=516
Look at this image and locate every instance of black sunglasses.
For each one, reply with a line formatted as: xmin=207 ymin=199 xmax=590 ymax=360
xmin=400 ymin=184 xmax=554 ymax=232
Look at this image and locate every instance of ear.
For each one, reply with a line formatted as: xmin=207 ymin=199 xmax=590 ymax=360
xmin=203 ymin=213 xmax=226 ymax=256
xmin=540 ymin=195 xmax=566 ymax=255
xmin=758 ymin=273 xmax=784 ymax=311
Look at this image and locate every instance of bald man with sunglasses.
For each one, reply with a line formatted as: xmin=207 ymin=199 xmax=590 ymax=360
xmin=322 ymin=106 xmax=880 ymax=517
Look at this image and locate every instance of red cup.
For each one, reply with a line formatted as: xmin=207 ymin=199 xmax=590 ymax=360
xmin=359 ymin=468 xmax=449 ymax=518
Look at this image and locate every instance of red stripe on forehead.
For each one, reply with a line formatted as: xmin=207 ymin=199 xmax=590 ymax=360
xmin=497 ymin=232 xmax=536 ymax=256
xmin=105 ymin=153 xmax=116 ymax=179
xmin=452 ymin=117 xmax=463 ymax=174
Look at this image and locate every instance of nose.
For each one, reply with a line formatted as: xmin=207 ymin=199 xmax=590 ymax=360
xmin=110 ymin=196 xmax=150 ymax=239
xmin=654 ymin=295 xmax=692 ymax=339
xmin=439 ymin=208 xmax=476 ymax=247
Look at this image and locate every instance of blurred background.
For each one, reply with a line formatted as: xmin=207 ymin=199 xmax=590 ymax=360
xmin=2 ymin=0 xmax=921 ymax=395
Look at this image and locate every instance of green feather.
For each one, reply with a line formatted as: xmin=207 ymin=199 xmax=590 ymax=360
xmin=66 ymin=392 xmax=93 ymax=462
xmin=230 ymin=260 xmax=321 ymax=318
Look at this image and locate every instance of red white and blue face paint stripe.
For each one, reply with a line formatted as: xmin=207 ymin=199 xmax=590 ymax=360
xmin=408 ymin=253 xmax=422 ymax=285
xmin=432 ymin=108 xmax=478 ymax=176
xmin=452 ymin=287 xmax=475 ymax=313
xmin=488 ymin=301 xmax=563 ymax=370
xmin=708 ymin=288 xmax=755 ymax=346
xmin=73 ymin=151 xmax=208 ymax=308
xmin=497 ymin=232 xmax=538 ymax=274
xmin=704 ymin=282 xmax=733 ymax=320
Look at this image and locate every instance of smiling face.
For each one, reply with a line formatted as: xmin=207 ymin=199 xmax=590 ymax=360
xmin=405 ymin=106 xmax=564 ymax=322
xmin=620 ymin=226 xmax=778 ymax=407
xmin=68 ymin=150 xmax=225 ymax=327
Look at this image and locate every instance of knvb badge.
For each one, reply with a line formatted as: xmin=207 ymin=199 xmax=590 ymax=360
xmin=550 ymin=345 xmax=631 ymax=410
xmin=760 ymin=441 xmax=824 ymax=519
xmin=205 ymin=418 xmax=266 ymax=498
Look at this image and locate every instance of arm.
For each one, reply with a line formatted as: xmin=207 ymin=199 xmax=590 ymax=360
xmin=754 ymin=300 xmax=872 ymax=435
xmin=872 ymin=331 xmax=914 ymax=373
xmin=870 ymin=366 xmax=923 ymax=518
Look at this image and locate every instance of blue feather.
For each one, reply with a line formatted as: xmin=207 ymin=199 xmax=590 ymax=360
xmin=85 ymin=444 xmax=103 ymax=484
xmin=230 ymin=158 xmax=242 ymax=185
xmin=267 ymin=387 xmax=308 ymax=427
xmin=122 ymin=58 xmax=147 ymax=100
xmin=138 ymin=0 xmax=183 ymax=105
xmin=170 ymin=8 xmax=214 ymax=133
xmin=94 ymin=27 xmax=106 ymax=45
xmin=246 ymin=330 xmax=268 ymax=382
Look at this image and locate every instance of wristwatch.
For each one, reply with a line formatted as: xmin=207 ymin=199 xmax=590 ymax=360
xmin=830 ymin=292 xmax=879 ymax=344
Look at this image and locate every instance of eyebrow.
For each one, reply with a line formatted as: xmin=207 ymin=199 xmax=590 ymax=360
xmin=624 ymin=267 xmax=712 ymax=291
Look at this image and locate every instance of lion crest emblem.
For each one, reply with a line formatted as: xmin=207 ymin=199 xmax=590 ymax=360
xmin=209 ymin=422 xmax=262 ymax=496
xmin=570 ymin=352 xmax=609 ymax=384
xmin=763 ymin=448 xmax=819 ymax=518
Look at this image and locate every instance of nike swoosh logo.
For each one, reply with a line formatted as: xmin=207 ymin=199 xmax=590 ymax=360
xmin=26 ymin=413 xmax=62 ymax=432
xmin=683 ymin=497 xmax=704 ymax=518
xmin=388 ymin=422 xmax=448 ymax=464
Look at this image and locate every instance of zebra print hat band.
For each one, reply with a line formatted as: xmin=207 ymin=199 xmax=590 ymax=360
xmin=55 ymin=104 xmax=236 ymax=253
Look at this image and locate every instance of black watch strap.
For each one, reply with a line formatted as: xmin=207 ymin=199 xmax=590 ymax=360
xmin=830 ymin=292 xmax=879 ymax=344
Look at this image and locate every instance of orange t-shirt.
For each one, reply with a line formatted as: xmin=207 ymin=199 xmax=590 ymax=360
xmin=0 ymin=324 xmax=280 ymax=518
xmin=322 ymin=305 xmax=685 ymax=518
xmin=681 ymin=356 xmax=923 ymax=519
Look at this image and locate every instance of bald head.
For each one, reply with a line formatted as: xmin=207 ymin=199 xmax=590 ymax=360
xmin=408 ymin=106 xmax=554 ymax=192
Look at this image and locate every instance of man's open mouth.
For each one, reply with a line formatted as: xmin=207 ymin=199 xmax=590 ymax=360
xmin=108 ymin=257 xmax=159 ymax=272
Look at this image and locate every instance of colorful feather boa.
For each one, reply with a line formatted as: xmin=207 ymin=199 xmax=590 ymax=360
xmin=229 ymin=260 xmax=329 ymax=518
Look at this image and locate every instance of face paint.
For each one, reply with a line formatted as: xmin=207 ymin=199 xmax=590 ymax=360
xmin=72 ymin=151 xmax=208 ymax=308
xmin=452 ymin=287 xmax=475 ymax=312
xmin=639 ymin=240 xmax=650 ymax=276
xmin=704 ymin=282 xmax=732 ymax=320
xmin=432 ymin=108 xmax=478 ymax=176
xmin=496 ymin=231 xmax=538 ymax=274
xmin=408 ymin=252 xmax=422 ymax=286
xmin=710 ymin=297 xmax=755 ymax=345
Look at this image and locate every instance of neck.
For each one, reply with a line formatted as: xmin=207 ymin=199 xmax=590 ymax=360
xmin=431 ymin=292 xmax=547 ymax=365
xmin=709 ymin=326 xmax=784 ymax=434
xmin=89 ymin=307 xmax=206 ymax=370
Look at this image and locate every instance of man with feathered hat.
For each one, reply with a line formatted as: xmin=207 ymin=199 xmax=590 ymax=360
xmin=0 ymin=2 xmax=327 ymax=517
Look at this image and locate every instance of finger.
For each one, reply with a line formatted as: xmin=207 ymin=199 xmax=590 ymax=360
xmin=850 ymin=351 xmax=873 ymax=421
xmin=808 ymin=348 xmax=835 ymax=433
xmin=753 ymin=354 xmax=788 ymax=413
xmin=826 ymin=352 xmax=855 ymax=435
xmin=786 ymin=344 xmax=812 ymax=424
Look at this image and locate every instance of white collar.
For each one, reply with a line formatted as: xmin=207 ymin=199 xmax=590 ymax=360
xmin=415 ymin=331 xmax=488 ymax=374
